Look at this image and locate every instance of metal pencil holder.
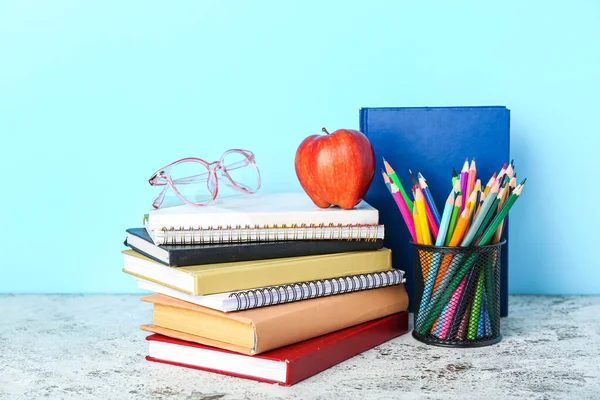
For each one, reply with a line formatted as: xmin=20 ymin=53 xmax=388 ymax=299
xmin=412 ymin=240 xmax=505 ymax=347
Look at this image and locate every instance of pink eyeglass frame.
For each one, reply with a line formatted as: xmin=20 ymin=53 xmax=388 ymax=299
xmin=148 ymin=149 xmax=261 ymax=209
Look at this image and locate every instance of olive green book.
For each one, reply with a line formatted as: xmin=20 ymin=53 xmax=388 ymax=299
xmin=122 ymin=248 xmax=392 ymax=295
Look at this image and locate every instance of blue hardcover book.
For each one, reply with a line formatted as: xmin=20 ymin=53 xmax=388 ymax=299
xmin=360 ymin=106 xmax=510 ymax=316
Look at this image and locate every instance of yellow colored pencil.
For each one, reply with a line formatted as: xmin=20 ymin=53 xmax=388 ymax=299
xmin=413 ymin=204 xmax=423 ymax=245
xmin=415 ymin=189 xmax=432 ymax=245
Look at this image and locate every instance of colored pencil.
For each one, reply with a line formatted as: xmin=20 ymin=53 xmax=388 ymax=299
xmin=419 ymin=173 xmax=442 ymax=227
xmin=459 ymin=158 xmax=469 ymax=213
xmin=475 ymin=190 xmax=486 ymax=219
xmin=389 ymin=182 xmax=417 ymax=242
xmin=444 ymin=192 xmax=462 ymax=246
xmin=415 ymin=189 xmax=432 ymax=245
xmin=474 ymin=187 xmax=504 ymax=245
xmin=422 ymin=195 xmax=440 ymax=240
xmin=467 ymin=182 xmax=481 ymax=230
xmin=483 ymin=173 xmax=496 ymax=196
xmin=409 ymin=169 xmax=419 ymax=189
xmin=509 ymin=176 xmax=517 ymax=194
xmin=413 ymin=204 xmax=423 ymax=245
xmin=461 ymin=179 xmax=500 ymax=246
xmin=466 ymin=158 xmax=477 ymax=200
xmin=453 ymin=178 xmax=461 ymax=195
xmin=483 ymin=287 xmax=493 ymax=335
xmin=477 ymin=293 xmax=486 ymax=338
xmin=436 ymin=192 xmax=455 ymax=247
xmin=383 ymin=158 xmax=413 ymax=213
xmin=467 ymin=268 xmax=486 ymax=340
xmin=452 ymin=168 xmax=458 ymax=187
xmin=433 ymin=302 xmax=448 ymax=337
xmin=457 ymin=304 xmax=471 ymax=340
xmin=450 ymin=206 xmax=472 ymax=245
xmin=505 ymin=163 xmax=514 ymax=179
xmin=381 ymin=169 xmax=392 ymax=193
xmin=492 ymin=183 xmax=511 ymax=244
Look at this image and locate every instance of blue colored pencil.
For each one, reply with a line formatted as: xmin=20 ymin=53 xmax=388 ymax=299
xmin=381 ymin=169 xmax=392 ymax=193
xmin=434 ymin=303 xmax=449 ymax=337
xmin=418 ymin=173 xmax=441 ymax=227
xmin=477 ymin=296 xmax=485 ymax=338
xmin=483 ymin=287 xmax=492 ymax=336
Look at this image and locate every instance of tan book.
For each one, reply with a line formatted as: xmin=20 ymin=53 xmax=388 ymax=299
xmin=123 ymin=248 xmax=391 ymax=295
xmin=140 ymin=284 xmax=408 ymax=355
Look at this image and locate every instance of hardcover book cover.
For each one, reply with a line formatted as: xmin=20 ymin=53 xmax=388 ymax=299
xmin=145 ymin=311 xmax=409 ymax=386
xmin=360 ymin=106 xmax=510 ymax=316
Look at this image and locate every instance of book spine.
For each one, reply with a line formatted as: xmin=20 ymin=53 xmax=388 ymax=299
xmin=228 ymin=270 xmax=406 ymax=311
xmin=151 ymin=224 xmax=384 ymax=245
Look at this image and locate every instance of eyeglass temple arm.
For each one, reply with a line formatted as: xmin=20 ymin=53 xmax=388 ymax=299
xmin=152 ymin=185 xmax=169 ymax=209
xmin=169 ymin=159 xmax=250 ymax=185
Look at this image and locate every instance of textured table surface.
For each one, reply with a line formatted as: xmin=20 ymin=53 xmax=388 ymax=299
xmin=1 ymin=295 xmax=599 ymax=400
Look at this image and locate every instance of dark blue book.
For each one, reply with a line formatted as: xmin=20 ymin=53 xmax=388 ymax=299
xmin=360 ymin=106 xmax=510 ymax=316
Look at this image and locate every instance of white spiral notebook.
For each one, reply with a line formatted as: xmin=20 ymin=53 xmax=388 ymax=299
xmin=144 ymin=192 xmax=383 ymax=245
xmin=136 ymin=269 xmax=405 ymax=312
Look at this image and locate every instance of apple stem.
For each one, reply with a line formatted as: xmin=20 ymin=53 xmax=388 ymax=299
xmin=322 ymin=127 xmax=330 ymax=135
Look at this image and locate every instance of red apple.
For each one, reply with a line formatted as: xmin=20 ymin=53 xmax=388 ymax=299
xmin=295 ymin=128 xmax=375 ymax=210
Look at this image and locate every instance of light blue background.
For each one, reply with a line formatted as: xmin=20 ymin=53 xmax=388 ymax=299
xmin=1 ymin=1 xmax=598 ymax=294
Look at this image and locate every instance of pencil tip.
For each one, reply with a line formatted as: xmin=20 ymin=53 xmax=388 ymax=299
xmin=520 ymin=178 xmax=527 ymax=185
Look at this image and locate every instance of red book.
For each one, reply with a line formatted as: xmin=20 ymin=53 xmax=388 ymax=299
xmin=146 ymin=311 xmax=408 ymax=386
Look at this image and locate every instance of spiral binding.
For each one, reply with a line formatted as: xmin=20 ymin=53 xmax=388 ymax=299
xmin=227 ymin=270 xmax=405 ymax=311
xmin=156 ymin=223 xmax=383 ymax=245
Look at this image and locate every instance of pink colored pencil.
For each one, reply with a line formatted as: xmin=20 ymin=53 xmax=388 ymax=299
xmin=390 ymin=183 xmax=417 ymax=242
xmin=439 ymin=274 xmax=468 ymax=339
xmin=423 ymin=198 xmax=440 ymax=239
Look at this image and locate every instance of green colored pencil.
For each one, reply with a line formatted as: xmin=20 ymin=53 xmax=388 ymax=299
xmin=478 ymin=181 xmax=525 ymax=245
xmin=452 ymin=168 xmax=458 ymax=187
xmin=383 ymin=158 xmax=413 ymax=213
xmin=467 ymin=268 xmax=486 ymax=339
xmin=472 ymin=194 xmax=501 ymax=245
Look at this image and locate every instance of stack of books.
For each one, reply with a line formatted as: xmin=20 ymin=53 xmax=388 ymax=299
xmin=122 ymin=192 xmax=409 ymax=386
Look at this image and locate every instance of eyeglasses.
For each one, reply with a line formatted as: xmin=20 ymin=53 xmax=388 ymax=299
xmin=148 ymin=149 xmax=261 ymax=209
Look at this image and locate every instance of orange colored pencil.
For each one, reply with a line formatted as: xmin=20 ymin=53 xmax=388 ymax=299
xmin=492 ymin=185 xmax=510 ymax=243
xmin=483 ymin=173 xmax=496 ymax=196
xmin=449 ymin=207 xmax=473 ymax=246
xmin=466 ymin=158 xmax=477 ymax=200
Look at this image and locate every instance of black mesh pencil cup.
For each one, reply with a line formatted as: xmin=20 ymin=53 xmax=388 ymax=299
xmin=412 ymin=241 xmax=505 ymax=347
